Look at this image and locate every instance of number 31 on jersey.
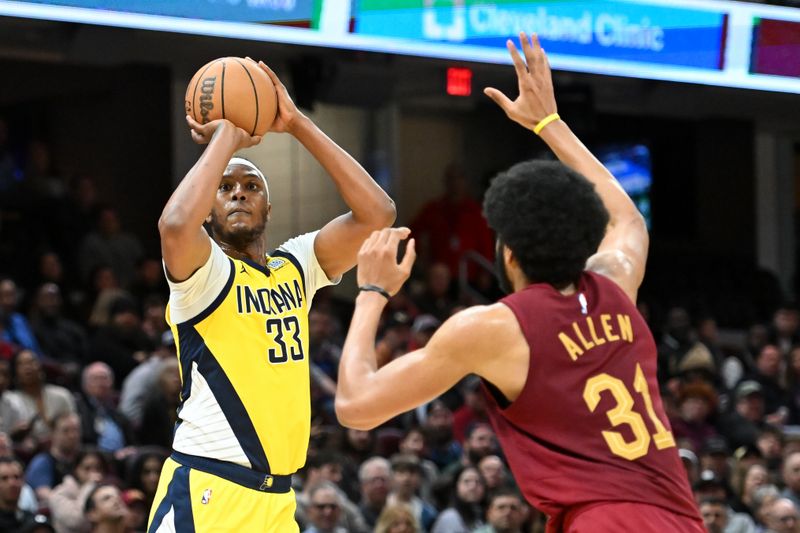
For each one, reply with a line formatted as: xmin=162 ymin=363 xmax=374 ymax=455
xmin=583 ymin=363 xmax=676 ymax=461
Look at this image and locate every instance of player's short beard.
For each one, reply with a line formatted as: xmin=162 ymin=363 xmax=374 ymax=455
xmin=208 ymin=210 xmax=267 ymax=250
xmin=495 ymin=238 xmax=514 ymax=295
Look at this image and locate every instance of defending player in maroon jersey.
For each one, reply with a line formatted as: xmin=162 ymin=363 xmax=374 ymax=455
xmin=335 ymin=32 xmax=704 ymax=533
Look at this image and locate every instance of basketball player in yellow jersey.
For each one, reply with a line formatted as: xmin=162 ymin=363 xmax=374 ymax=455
xmin=147 ymin=61 xmax=396 ymax=533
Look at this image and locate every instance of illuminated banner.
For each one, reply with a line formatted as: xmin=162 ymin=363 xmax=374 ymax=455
xmin=14 ymin=0 xmax=316 ymax=23
xmin=750 ymin=17 xmax=800 ymax=78
xmin=354 ymin=1 xmax=728 ymax=70
xmin=1 ymin=0 xmax=799 ymax=93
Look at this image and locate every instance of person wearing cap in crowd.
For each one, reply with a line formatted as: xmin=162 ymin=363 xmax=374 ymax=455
xmin=387 ymin=453 xmax=437 ymax=531
xmin=719 ymin=380 xmax=768 ymax=450
xmin=121 ymin=488 xmax=148 ymax=532
xmin=700 ymin=437 xmax=733 ymax=483
xmin=18 ymin=512 xmax=56 ymax=533
xmin=420 ymin=400 xmax=461 ymax=471
xmin=679 ymin=448 xmax=701 ymax=487
xmin=693 ymin=470 xmax=756 ymax=532
xmin=670 ymin=381 xmax=720 ymax=453
xmin=408 ymin=314 xmax=441 ymax=352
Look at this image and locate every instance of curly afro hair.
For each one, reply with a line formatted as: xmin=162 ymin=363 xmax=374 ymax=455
xmin=483 ymin=160 xmax=609 ymax=288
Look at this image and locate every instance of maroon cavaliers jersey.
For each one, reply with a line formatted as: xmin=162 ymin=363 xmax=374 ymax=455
xmin=481 ymin=271 xmax=700 ymax=529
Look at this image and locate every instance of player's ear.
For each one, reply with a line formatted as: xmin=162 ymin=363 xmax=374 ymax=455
xmin=503 ymin=244 xmax=516 ymax=266
xmin=266 ymin=202 xmax=272 ymax=222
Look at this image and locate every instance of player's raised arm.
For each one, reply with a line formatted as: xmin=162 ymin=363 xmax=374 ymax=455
xmin=256 ymin=61 xmax=396 ymax=280
xmin=158 ymin=118 xmax=261 ymax=282
xmin=484 ymin=32 xmax=648 ymax=303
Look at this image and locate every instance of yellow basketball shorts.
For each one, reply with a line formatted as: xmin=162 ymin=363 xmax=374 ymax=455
xmin=147 ymin=457 xmax=299 ymax=532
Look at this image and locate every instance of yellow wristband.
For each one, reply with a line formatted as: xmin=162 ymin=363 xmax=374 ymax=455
xmin=533 ymin=113 xmax=560 ymax=135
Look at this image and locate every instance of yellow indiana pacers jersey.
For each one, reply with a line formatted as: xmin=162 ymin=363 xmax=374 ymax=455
xmin=166 ymin=236 xmax=327 ymax=476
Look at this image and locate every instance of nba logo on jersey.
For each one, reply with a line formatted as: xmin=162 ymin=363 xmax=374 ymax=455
xmin=201 ymin=489 xmax=212 ymax=505
xmin=578 ymin=293 xmax=588 ymax=315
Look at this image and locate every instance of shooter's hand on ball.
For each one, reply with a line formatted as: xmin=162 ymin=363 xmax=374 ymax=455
xmin=253 ymin=59 xmax=307 ymax=135
xmin=484 ymin=32 xmax=558 ymax=131
xmin=357 ymin=228 xmax=416 ymax=298
xmin=185 ymin=116 xmax=262 ymax=149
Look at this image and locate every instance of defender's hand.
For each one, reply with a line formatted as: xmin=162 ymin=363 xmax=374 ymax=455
xmin=357 ymin=227 xmax=416 ymax=297
xmin=253 ymin=59 xmax=307 ymax=135
xmin=185 ymin=116 xmax=262 ymax=149
xmin=484 ymin=32 xmax=558 ymax=130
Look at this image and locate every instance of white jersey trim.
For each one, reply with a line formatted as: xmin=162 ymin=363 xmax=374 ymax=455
xmin=172 ymin=362 xmax=250 ymax=468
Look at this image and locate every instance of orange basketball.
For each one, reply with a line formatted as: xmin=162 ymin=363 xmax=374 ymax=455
xmin=185 ymin=57 xmax=278 ymax=137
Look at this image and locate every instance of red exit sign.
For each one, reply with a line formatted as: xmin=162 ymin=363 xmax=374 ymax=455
xmin=447 ymin=67 xmax=472 ymax=96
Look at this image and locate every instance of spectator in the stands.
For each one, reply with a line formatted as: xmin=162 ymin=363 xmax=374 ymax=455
xmin=358 ymin=457 xmax=392 ymax=530
xmin=375 ymin=503 xmax=418 ymax=533
xmin=453 ymin=377 xmax=489 ymax=444
xmin=442 ymin=423 xmax=497 ymax=478
xmin=473 ymin=488 xmax=528 ymax=533
xmin=744 ymin=344 xmax=787 ymax=420
xmin=139 ymin=295 xmax=167 ymax=350
xmin=118 ymin=330 xmax=175 ymax=430
xmin=125 ymin=447 xmax=168 ymax=513
xmin=739 ymin=463 xmax=769 ymax=515
xmin=78 ymin=206 xmax=143 ymax=289
xmin=49 ymin=447 xmax=108 ymax=533
xmin=771 ymin=304 xmax=800 ymax=356
xmin=670 ymin=381 xmax=719 ymax=453
xmin=137 ymin=358 xmax=180 ymax=449
xmin=88 ymin=296 xmax=151 ymax=384
xmin=0 ymin=457 xmax=35 ymax=531
xmin=296 ymin=450 xmax=367 ymax=533
xmin=765 ymin=498 xmax=800 ymax=533
xmin=1 ymin=349 xmax=76 ymax=448
xmin=0 ymin=278 xmax=40 ymax=353
xmin=387 ymin=454 xmax=437 ymax=531
xmin=29 ymin=283 xmax=87 ymax=371
xmin=478 ymin=455 xmax=511 ymax=493
xmin=24 ymin=412 xmax=81 ymax=504
xmin=718 ymin=381 xmax=767 ymax=449
xmin=414 ymin=263 xmax=456 ymax=323
xmin=421 ymin=400 xmax=461 ymax=471
xmin=431 ymin=465 xmax=486 ymax=533
xmin=75 ymin=362 xmax=132 ymax=453
xmin=84 ymin=483 xmax=129 ymax=533
xmin=304 ymin=481 xmax=347 ymax=533
xmin=780 ymin=451 xmax=800 ymax=509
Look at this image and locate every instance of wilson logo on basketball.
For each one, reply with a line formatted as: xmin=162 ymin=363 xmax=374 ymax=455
xmin=199 ymin=76 xmax=216 ymax=123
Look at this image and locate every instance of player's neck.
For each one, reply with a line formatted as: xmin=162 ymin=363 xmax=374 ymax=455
xmin=218 ymin=240 xmax=267 ymax=266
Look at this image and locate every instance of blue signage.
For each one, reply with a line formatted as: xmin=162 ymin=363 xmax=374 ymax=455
xmin=355 ymin=1 xmax=727 ymax=70
xmin=16 ymin=0 xmax=315 ymax=23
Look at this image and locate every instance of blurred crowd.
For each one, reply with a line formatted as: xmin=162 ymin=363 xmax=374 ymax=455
xmin=3 ymin=112 xmax=800 ymax=533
